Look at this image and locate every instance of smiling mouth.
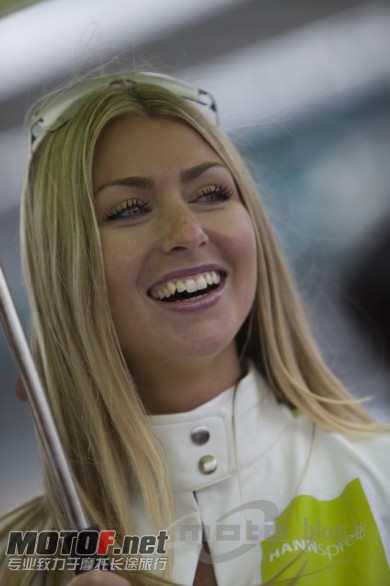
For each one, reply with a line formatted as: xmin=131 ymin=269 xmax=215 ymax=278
xmin=149 ymin=270 xmax=225 ymax=303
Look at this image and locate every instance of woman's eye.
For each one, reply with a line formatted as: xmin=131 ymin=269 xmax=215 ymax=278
xmin=103 ymin=198 xmax=151 ymax=222
xmin=195 ymin=185 xmax=233 ymax=203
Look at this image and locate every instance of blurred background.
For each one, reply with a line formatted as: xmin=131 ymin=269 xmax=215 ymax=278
xmin=1 ymin=0 xmax=389 ymax=514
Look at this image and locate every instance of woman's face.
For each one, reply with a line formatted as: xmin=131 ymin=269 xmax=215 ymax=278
xmin=93 ymin=115 xmax=257 ymax=377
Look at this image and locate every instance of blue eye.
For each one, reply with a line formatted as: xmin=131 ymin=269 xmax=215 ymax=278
xmin=103 ymin=198 xmax=151 ymax=221
xmin=196 ymin=185 xmax=233 ymax=203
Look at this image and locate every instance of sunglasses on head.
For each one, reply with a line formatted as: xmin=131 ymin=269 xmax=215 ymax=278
xmin=30 ymin=72 xmax=219 ymax=153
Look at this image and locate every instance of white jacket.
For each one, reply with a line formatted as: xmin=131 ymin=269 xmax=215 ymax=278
xmin=148 ymin=364 xmax=390 ymax=585
xmin=2 ymin=365 xmax=389 ymax=585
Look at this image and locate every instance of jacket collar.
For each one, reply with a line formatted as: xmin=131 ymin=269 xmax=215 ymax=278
xmin=149 ymin=364 xmax=291 ymax=493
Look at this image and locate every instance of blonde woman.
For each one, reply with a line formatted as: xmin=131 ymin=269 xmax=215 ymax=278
xmin=0 ymin=72 xmax=389 ymax=586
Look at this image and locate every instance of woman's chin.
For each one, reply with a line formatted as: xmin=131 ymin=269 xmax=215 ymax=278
xmin=125 ymin=329 xmax=238 ymax=373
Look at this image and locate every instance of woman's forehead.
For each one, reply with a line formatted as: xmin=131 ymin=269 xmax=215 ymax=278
xmin=92 ymin=115 xmax=226 ymax=190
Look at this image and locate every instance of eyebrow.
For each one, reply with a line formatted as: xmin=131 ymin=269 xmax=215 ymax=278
xmin=181 ymin=161 xmax=225 ymax=182
xmin=94 ymin=161 xmax=226 ymax=196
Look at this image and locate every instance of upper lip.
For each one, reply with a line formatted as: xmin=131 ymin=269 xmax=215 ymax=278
xmin=148 ymin=263 xmax=227 ymax=291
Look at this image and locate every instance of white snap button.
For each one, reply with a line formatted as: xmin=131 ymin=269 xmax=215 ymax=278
xmin=191 ymin=426 xmax=210 ymax=445
xmin=198 ymin=455 xmax=218 ymax=474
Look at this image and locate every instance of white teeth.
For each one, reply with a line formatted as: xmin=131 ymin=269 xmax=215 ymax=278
xmin=212 ymin=271 xmax=221 ymax=285
xmin=167 ymin=281 xmax=176 ymax=295
xmin=151 ymin=270 xmax=223 ymax=301
xmin=196 ymin=276 xmax=207 ymax=290
xmin=185 ymin=279 xmax=197 ymax=293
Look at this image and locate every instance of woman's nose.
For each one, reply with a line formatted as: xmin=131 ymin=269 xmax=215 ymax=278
xmin=159 ymin=204 xmax=209 ymax=254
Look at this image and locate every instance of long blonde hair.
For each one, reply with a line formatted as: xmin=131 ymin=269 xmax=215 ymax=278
xmin=1 ymin=79 xmax=388 ymax=586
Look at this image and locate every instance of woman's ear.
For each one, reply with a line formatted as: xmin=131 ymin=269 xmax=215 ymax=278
xmin=15 ymin=376 xmax=28 ymax=402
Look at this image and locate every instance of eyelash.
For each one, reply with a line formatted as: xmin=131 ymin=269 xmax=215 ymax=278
xmin=102 ymin=185 xmax=233 ymax=222
xmin=103 ymin=198 xmax=151 ymax=221
xmin=194 ymin=185 xmax=233 ymax=203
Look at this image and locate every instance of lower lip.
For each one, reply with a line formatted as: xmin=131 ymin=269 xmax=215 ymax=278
xmin=151 ymin=278 xmax=226 ymax=313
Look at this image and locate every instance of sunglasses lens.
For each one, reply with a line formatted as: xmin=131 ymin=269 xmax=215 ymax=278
xmin=30 ymin=73 xmax=218 ymax=151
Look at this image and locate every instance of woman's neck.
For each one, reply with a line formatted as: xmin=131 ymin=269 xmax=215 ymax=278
xmin=131 ymin=343 xmax=242 ymax=415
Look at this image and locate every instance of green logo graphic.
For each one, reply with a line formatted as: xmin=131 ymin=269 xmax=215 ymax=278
xmin=261 ymin=478 xmax=390 ymax=584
